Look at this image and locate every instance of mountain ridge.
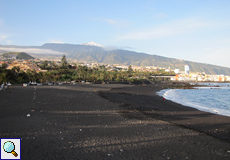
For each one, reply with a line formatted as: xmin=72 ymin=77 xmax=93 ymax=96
xmin=2 ymin=52 xmax=34 ymax=60
xmin=1 ymin=43 xmax=230 ymax=75
xmin=80 ymin=41 xmax=104 ymax=47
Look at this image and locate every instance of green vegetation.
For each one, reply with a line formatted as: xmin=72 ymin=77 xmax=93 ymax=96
xmin=40 ymin=43 xmax=230 ymax=75
xmin=0 ymin=55 xmax=175 ymax=85
xmin=3 ymin=52 xmax=34 ymax=60
xmin=1 ymin=44 xmax=230 ymax=75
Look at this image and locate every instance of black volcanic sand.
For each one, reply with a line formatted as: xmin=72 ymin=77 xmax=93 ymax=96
xmin=0 ymin=84 xmax=230 ymax=160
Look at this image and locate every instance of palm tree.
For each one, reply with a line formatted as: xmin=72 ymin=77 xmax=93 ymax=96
xmin=17 ymin=76 xmax=24 ymax=84
xmin=0 ymin=72 xmax=7 ymax=84
xmin=26 ymin=69 xmax=32 ymax=82
xmin=43 ymin=73 xmax=48 ymax=83
xmin=0 ymin=72 xmax=8 ymax=91
xmin=109 ymin=73 xmax=113 ymax=82
xmin=61 ymin=54 xmax=68 ymax=69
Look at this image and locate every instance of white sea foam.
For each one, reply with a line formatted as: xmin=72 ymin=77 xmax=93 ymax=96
xmin=157 ymin=83 xmax=230 ymax=117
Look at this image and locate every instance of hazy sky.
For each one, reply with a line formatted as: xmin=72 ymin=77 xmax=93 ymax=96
xmin=0 ymin=0 xmax=230 ymax=67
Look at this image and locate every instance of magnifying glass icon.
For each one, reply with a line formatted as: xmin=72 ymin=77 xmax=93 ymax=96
xmin=3 ymin=141 xmax=18 ymax=157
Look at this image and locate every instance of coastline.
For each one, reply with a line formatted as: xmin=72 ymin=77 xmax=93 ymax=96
xmin=157 ymin=86 xmax=230 ymax=117
xmin=0 ymin=84 xmax=230 ymax=159
xmin=99 ymin=84 xmax=230 ymax=143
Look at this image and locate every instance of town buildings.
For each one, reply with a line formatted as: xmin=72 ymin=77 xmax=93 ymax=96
xmin=185 ymin=65 xmax=189 ymax=74
xmin=1 ymin=58 xmax=230 ymax=82
xmin=6 ymin=60 xmax=42 ymax=72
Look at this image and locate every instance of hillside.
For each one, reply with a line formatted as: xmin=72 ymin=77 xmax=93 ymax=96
xmin=3 ymin=52 xmax=34 ymax=60
xmin=1 ymin=43 xmax=230 ymax=75
xmin=40 ymin=43 xmax=230 ymax=75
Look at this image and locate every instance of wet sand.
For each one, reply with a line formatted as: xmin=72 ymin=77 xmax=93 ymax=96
xmin=0 ymin=84 xmax=230 ymax=160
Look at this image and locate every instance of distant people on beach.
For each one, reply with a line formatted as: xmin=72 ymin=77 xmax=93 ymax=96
xmin=6 ymin=82 xmax=11 ymax=92
xmin=1 ymin=83 xmax=4 ymax=91
xmin=163 ymin=97 xmax=165 ymax=102
xmin=1 ymin=82 xmax=11 ymax=92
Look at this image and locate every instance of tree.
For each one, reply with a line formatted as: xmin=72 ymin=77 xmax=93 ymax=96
xmin=51 ymin=61 xmax=56 ymax=68
xmin=0 ymin=72 xmax=7 ymax=84
xmin=1 ymin=63 xmax=7 ymax=69
xmin=68 ymin=64 xmax=72 ymax=69
xmin=61 ymin=54 xmax=68 ymax=69
xmin=26 ymin=70 xmax=32 ymax=82
xmin=109 ymin=73 xmax=114 ymax=82
xmin=128 ymin=65 xmax=132 ymax=73
xmin=38 ymin=72 xmax=44 ymax=83
xmin=11 ymin=66 xmax=20 ymax=73
xmin=17 ymin=76 xmax=24 ymax=84
xmin=0 ymin=71 xmax=10 ymax=90
xmin=43 ymin=60 xmax=48 ymax=69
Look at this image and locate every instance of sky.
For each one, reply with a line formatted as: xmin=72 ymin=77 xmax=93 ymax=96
xmin=0 ymin=0 xmax=230 ymax=68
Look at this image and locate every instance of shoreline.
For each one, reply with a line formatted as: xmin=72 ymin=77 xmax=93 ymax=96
xmin=156 ymin=87 xmax=230 ymax=117
xmin=99 ymin=84 xmax=230 ymax=143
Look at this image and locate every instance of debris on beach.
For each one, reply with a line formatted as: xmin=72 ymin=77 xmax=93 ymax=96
xmin=26 ymin=114 xmax=31 ymax=117
xmin=107 ymin=154 xmax=113 ymax=156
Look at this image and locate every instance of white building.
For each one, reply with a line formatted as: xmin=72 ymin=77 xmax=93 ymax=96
xmin=185 ymin=65 xmax=189 ymax=74
xmin=174 ymin=69 xmax=180 ymax=74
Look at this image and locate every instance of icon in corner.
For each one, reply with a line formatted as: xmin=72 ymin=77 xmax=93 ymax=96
xmin=1 ymin=138 xmax=21 ymax=160
xmin=3 ymin=141 xmax=18 ymax=157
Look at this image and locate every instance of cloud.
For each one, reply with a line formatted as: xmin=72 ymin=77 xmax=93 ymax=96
xmin=0 ymin=35 xmax=7 ymax=41
xmin=104 ymin=45 xmax=135 ymax=51
xmin=0 ymin=47 xmax=64 ymax=55
xmin=104 ymin=45 xmax=118 ymax=51
xmin=95 ymin=18 xmax=130 ymax=28
xmin=200 ymin=48 xmax=230 ymax=68
xmin=118 ymin=18 xmax=210 ymax=40
xmin=120 ymin=46 xmax=135 ymax=50
xmin=0 ymin=20 xmax=10 ymax=43
xmin=48 ymin=40 xmax=64 ymax=44
xmin=0 ymin=34 xmax=12 ymax=44
xmin=154 ymin=13 xmax=168 ymax=19
xmin=105 ymin=19 xmax=117 ymax=25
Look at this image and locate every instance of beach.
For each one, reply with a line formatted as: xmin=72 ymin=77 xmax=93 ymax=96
xmin=0 ymin=84 xmax=230 ymax=160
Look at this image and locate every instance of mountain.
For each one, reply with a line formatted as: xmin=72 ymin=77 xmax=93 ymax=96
xmin=80 ymin=41 xmax=104 ymax=47
xmin=40 ymin=43 xmax=230 ymax=75
xmin=2 ymin=52 xmax=34 ymax=60
xmin=1 ymin=43 xmax=230 ymax=75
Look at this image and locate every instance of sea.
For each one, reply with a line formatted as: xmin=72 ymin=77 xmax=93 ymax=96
xmin=157 ymin=83 xmax=230 ymax=117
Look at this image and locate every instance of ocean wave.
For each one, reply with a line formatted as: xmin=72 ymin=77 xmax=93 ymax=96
xmin=157 ymin=85 xmax=230 ymax=117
